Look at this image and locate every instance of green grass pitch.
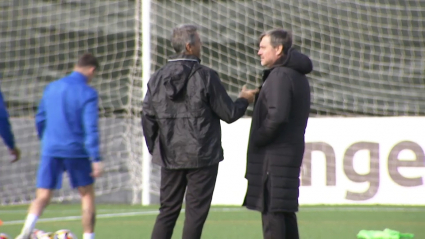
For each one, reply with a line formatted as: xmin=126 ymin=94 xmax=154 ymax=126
xmin=1 ymin=205 xmax=424 ymax=238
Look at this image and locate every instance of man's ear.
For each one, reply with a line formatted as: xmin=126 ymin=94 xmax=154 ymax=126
xmin=185 ymin=42 xmax=192 ymax=54
xmin=275 ymin=45 xmax=284 ymax=56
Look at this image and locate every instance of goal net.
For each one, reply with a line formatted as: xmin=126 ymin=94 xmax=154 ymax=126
xmin=151 ymin=0 xmax=425 ymax=116
xmin=1 ymin=0 xmax=424 ymax=205
xmin=148 ymin=0 xmax=425 ymax=201
xmin=0 ymin=0 xmax=143 ymax=205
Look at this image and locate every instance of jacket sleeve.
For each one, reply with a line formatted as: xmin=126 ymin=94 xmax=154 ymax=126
xmin=0 ymin=90 xmax=15 ymax=149
xmin=207 ymin=70 xmax=249 ymax=123
xmin=35 ymin=87 xmax=47 ymax=140
xmin=253 ymin=70 xmax=292 ymax=147
xmin=141 ymin=85 xmax=158 ymax=155
xmin=82 ymin=90 xmax=101 ymax=162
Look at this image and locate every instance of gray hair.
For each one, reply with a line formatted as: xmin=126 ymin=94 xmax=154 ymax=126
xmin=259 ymin=29 xmax=292 ymax=55
xmin=171 ymin=24 xmax=198 ymax=53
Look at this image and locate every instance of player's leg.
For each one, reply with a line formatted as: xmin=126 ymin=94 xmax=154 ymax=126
xmin=262 ymin=212 xmax=299 ymax=239
xmin=262 ymin=212 xmax=288 ymax=239
xmin=63 ymin=158 xmax=96 ymax=239
xmin=261 ymin=176 xmax=298 ymax=239
xmin=284 ymin=212 xmax=299 ymax=239
xmin=151 ymin=167 xmax=187 ymax=239
xmin=261 ymin=175 xmax=287 ymax=239
xmin=78 ymin=184 xmax=96 ymax=239
xmin=182 ymin=164 xmax=218 ymax=239
xmin=17 ymin=189 xmax=53 ymax=239
xmin=18 ymin=156 xmax=63 ymax=239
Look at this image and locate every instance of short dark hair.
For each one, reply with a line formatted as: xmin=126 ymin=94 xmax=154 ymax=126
xmin=259 ymin=29 xmax=292 ymax=55
xmin=77 ymin=53 xmax=100 ymax=69
xmin=171 ymin=24 xmax=198 ymax=53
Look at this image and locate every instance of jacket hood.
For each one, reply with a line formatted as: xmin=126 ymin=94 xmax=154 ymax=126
xmin=273 ymin=47 xmax=313 ymax=75
xmin=163 ymin=54 xmax=200 ymax=100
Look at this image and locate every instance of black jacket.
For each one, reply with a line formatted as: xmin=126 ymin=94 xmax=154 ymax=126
xmin=142 ymin=54 xmax=249 ymax=169
xmin=243 ymin=48 xmax=313 ymax=212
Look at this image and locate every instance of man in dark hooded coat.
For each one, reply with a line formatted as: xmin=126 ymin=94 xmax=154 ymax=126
xmin=243 ymin=29 xmax=313 ymax=239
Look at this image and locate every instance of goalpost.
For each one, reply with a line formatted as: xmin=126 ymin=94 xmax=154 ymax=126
xmin=141 ymin=0 xmax=152 ymax=206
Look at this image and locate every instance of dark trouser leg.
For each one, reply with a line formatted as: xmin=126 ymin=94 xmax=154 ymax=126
xmin=151 ymin=167 xmax=187 ymax=239
xmin=284 ymin=212 xmax=299 ymax=239
xmin=261 ymin=177 xmax=299 ymax=239
xmin=262 ymin=212 xmax=299 ymax=239
xmin=182 ymin=164 xmax=219 ymax=239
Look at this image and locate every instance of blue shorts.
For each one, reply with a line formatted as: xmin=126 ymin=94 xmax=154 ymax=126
xmin=36 ymin=156 xmax=94 ymax=189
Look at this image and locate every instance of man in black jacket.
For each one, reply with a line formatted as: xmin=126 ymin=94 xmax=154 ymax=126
xmin=142 ymin=24 xmax=257 ymax=239
xmin=243 ymin=29 xmax=313 ymax=239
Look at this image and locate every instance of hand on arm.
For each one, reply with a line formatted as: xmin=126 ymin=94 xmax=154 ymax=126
xmin=0 ymin=90 xmax=20 ymax=162
xmin=82 ymin=91 xmax=103 ymax=177
xmin=208 ymin=71 xmax=257 ymax=123
xmin=141 ymin=86 xmax=158 ymax=155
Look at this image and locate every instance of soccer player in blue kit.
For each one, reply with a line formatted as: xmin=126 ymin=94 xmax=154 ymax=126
xmin=17 ymin=54 xmax=103 ymax=239
xmin=0 ymin=74 xmax=21 ymax=162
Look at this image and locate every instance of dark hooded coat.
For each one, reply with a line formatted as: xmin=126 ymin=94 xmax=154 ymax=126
xmin=142 ymin=54 xmax=249 ymax=169
xmin=243 ymin=48 xmax=313 ymax=212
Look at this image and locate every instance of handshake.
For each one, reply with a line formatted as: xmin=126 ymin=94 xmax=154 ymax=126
xmin=239 ymin=85 xmax=259 ymax=103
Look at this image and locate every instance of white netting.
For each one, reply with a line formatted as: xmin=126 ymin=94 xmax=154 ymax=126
xmin=148 ymin=0 xmax=425 ymax=197
xmin=1 ymin=0 xmax=424 ymax=205
xmin=0 ymin=0 xmax=143 ymax=205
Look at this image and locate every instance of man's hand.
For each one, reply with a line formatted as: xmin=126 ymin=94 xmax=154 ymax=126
xmin=91 ymin=161 xmax=103 ymax=178
xmin=239 ymin=85 xmax=259 ymax=104
xmin=9 ymin=147 xmax=21 ymax=163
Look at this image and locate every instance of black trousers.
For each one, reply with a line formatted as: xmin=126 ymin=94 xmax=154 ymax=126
xmin=151 ymin=164 xmax=219 ymax=239
xmin=261 ymin=177 xmax=299 ymax=239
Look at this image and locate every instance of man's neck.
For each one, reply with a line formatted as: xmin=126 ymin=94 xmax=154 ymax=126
xmin=74 ymin=68 xmax=86 ymax=76
xmin=72 ymin=70 xmax=89 ymax=82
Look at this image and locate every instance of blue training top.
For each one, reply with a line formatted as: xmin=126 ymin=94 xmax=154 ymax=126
xmin=36 ymin=71 xmax=101 ymax=162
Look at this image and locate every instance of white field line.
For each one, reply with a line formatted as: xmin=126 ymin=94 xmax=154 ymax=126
xmin=1 ymin=206 xmax=423 ymax=214
xmin=0 ymin=208 xmax=243 ymax=226
xmin=1 ymin=206 xmax=424 ymax=215
xmin=1 ymin=206 xmax=425 ymax=226
xmin=299 ymin=207 xmax=425 ymax=212
xmin=0 ymin=209 xmax=156 ymax=214
xmin=1 ymin=210 xmax=160 ymax=226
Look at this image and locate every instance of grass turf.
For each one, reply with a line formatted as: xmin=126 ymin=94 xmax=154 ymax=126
xmin=0 ymin=205 xmax=424 ymax=238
